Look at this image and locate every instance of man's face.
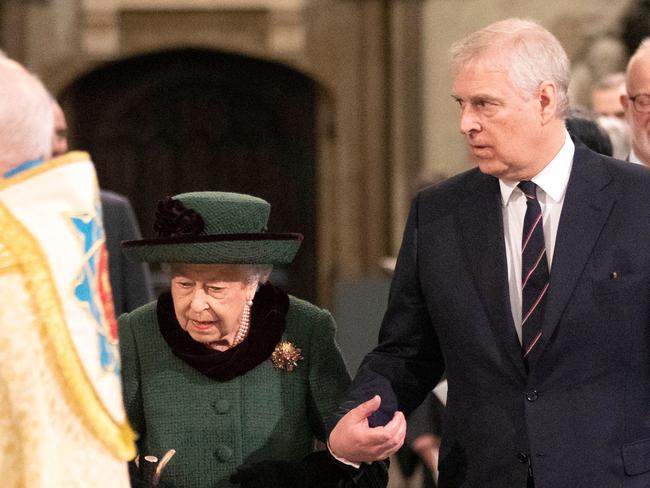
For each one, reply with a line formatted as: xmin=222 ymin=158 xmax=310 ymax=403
xmin=622 ymin=55 xmax=650 ymax=164
xmin=591 ymin=86 xmax=625 ymax=119
xmin=452 ymin=59 xmax=545 ymax=181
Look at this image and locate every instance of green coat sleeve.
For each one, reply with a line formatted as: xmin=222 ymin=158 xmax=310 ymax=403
xmin=306 ymin=310 xmax=351 ymax=441
xmin=118 ymin=312 xmax=144 ymax=439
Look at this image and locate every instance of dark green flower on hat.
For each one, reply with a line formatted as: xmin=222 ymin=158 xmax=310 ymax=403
xmin=153 ymin=196 xmax=205 ymax=237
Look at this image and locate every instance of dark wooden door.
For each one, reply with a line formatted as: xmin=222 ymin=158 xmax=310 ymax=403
xmin=60 ymin=48 xmax=318 ymax=301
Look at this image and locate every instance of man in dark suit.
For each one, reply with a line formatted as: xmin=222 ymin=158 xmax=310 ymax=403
xmin=328 ymin=18 xmax=650 ymax=488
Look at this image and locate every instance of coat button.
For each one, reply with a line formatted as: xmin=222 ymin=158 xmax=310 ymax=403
xmin=214 ymin=445 xmax=233 ymax=462
xmin=525 ymin=390 xmax=539 ymax=402
xmin=213 ymin=399 xmax=230 ymax=414
xmin=517 ymin=452 xmax=529 ymax=464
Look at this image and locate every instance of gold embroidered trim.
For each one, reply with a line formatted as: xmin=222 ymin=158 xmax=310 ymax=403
xmin=0 ymin=151 xmax=91 ymax=190
xmin=0 ymin=200 xmax=135 ymax=460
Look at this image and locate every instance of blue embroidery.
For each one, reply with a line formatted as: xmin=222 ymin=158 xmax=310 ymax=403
xmin=2 ymin=158 xmax=44 ymax=179
xmin=71 ymin=210 xmax=120 ymax=375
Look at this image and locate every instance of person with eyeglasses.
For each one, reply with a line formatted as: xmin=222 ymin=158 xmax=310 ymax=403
xmin=621 ymin=38 xmax=650 ymax=166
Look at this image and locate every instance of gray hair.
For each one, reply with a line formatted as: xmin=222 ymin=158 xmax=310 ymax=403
xmin=166 ymin=263 xmax=273 ymax=285
xmin=0 ymin=58 xmax=53 ymax=172
xmin=241 ymin=264 xmax=273 ymax=284
xmin=450 ymin=18 xmax=571 ymax=117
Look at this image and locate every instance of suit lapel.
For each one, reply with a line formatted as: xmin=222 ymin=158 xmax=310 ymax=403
xmin=527 ymin=145 xmax=616 ymax=368
xmin=457 ymin=172 xmax=527 ymax=380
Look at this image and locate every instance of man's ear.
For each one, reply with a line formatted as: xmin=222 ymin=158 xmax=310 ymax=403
xmin=538 ymin=81 xmax=558 ymax=124
xmin=620 ymin=93 xmax=630 ymax=113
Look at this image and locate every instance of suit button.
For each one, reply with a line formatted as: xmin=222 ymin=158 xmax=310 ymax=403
xmin=214 ymin=445 xmax=233 ymax=462
xmin=525 ymin=390 xmax=538 ymax=402
xmin=213 ymin=399 xmax=230 ymax=414
xmin=517 ymin=452 xmax=529 ymax=464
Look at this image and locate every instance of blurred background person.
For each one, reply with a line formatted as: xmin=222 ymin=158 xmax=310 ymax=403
xmin=0 ymin=54 xmax=133 ymax=487
xmin=621 ymin=37 xmax=650 ymax=166
xmin=590 ymin=72 xmax=627 ymax=119
xmin=565 ymin=107 xmax=614 ymax=156
xmin=594 ymin=114 xmax=631 ymax=160
xmin=568 ymin=34 xmax=627 ymax=109
xmin=52 ymin=98 xmax=153 ymax=316
xmin=587 ymin=72 xmax=631 ymax=159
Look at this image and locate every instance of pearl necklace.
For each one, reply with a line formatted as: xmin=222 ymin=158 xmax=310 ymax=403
xmin=232 ymin=298 xmax=253 ymax=347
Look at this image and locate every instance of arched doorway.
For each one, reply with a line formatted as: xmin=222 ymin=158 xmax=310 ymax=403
xmin=60 ymin=48 xmax=319 ymax=301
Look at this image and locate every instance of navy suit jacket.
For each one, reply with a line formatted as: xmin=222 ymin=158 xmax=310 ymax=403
xmin=101 ymin=190 xmax=153 ymax=317
xmin=333 ymin=144 xmax=650 ymax=488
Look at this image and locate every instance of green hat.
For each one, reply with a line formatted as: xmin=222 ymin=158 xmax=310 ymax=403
xmin=121 ymin=192 xmax=303 ymax=264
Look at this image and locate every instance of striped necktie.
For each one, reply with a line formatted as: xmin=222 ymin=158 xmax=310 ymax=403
xmin=518 ymin=181 xmax=549 ymax=365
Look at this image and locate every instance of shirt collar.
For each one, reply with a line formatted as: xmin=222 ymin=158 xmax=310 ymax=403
xmin=499 ymin=130 xmax=575 ymax=206
xmin=628 ymin=148 xmax=646 ymax=166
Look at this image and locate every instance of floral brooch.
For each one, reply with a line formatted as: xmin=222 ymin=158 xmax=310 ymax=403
xmin=271 ymin=341 xmax=303 ymax=372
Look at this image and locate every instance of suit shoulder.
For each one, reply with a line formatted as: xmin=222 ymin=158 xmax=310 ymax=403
xmin=415 ymin=167 xmax=488 ymax=215
xmin=603 ymin=156 xmax=650 ymax=181
xmin=582 ymin=152 xmax=650 ymax=202
xmin=100 ymin=189 xmax=131 ymax=208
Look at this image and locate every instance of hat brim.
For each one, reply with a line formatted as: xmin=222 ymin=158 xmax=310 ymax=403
xmin=121 ymin=233 xmax=303 ymax=265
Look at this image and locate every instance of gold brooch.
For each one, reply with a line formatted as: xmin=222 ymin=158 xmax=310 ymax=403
xmin=271 ymin=341 xmax=303 ymax=372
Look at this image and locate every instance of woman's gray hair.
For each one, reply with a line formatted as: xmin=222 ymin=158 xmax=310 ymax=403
xmin=165 ymin=263 xmax=273 ymax=284
xmin=450 ymin=18 xmax=570 ymax=117
xmin=241 ymin=264 xmax=273 ymax=284
xmin=0 ymin=57 xmax=53 ymax=171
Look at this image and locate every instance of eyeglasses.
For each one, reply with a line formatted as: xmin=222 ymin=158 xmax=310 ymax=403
xmin=629 ymin=93 xmax=650 ymax=113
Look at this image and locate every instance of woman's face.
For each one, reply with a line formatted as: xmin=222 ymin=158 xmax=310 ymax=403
xmin=170 ymin=264 xmax=257 ymax=349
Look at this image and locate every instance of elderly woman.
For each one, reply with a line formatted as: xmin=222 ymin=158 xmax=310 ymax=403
xmin=118 ymin=192 xmax=386 ymax=488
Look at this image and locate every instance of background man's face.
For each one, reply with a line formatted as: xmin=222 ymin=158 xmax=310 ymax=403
xmin=591 ymin=85 xmax=625 ymax=119
xmin=623 ymin=56 xmax=650 ymax=163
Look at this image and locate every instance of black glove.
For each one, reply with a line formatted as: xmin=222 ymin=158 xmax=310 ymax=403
xmin=230 ymin=450 xmax=339 ymax=488
xmin=230 ymin=451 xmax=388 ymax=488
xmin=128 ymin=460 xmax=171 ymax=488
xmin=128 ymin=475 xmax=171 ymax=488
xmin=350 ymin=459 xmax=389 ymax=488
xmin=230 ymin=459 xmax=308 ymax=488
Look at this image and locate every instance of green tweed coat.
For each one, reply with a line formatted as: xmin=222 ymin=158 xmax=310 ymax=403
xmin=118 ymin=295 xmax=351 ymax=488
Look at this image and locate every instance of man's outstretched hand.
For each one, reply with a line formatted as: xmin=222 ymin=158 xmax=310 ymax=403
xmin=328 ymin=395 xmax=406 ymax=463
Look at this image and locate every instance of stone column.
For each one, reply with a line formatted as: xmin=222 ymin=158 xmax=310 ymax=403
xmin=304 ymin=0 xmax=393 ymax=305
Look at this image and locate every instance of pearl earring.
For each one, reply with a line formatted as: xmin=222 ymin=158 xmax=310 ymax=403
xmin=233 ymin=296 xmax=253 ymax=346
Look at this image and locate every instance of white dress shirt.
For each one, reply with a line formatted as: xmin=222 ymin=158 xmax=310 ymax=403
xmin=500 ymin=132 xmax=574 ymax=343
xmin=629 ymin=148 xmax=647 ymax=166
